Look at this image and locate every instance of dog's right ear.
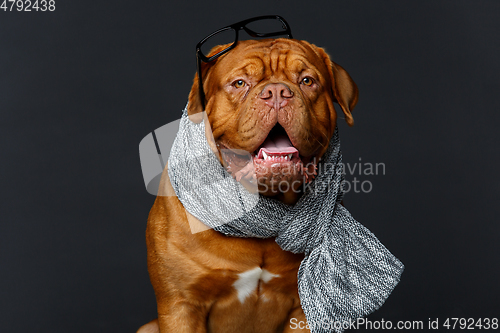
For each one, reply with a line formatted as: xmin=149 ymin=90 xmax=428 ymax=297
xmin=187 ymin=43 xmax=232 ymax=116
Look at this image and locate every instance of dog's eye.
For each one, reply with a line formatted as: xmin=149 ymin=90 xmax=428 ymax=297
xmin=233 ymin=80 xmax=246 ymax=88
xmin=301 ymin=77 xmax=314 ymax=86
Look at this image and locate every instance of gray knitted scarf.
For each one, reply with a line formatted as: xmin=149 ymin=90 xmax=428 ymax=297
xmin=168 ymin=106 xmax=404 ymax=333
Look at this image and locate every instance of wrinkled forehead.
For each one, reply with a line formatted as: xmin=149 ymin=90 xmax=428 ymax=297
xmin=233 ymin=38 xmax=314 ymax=55
xmin=213 ymin=39 xmax=327 ymax=78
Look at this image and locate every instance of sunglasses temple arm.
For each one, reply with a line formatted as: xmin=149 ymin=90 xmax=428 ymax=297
xmin=197 ymin=57 xmax=207 ymax=110
xmin=199 ymin=84 xmax=206 ymax=110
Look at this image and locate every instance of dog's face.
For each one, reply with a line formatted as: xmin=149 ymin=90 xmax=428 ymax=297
xmin=188 ymin=39 xmax=358 ymax=202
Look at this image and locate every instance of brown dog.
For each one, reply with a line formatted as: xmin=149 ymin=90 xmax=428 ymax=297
xmin=138 ymin=38 xmax=358 ymax=333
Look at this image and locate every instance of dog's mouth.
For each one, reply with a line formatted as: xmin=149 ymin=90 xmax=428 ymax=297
xmin=251 ymin=124 xmax=317 ymax=185
xmin=219 ymin=124 xmax=318 ymax=188
xmin=253 ymin=124 xmax=301 ymax=164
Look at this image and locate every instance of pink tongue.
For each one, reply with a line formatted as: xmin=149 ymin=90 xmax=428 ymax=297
xmin=259 ymin=134 xmax=298 ymax=154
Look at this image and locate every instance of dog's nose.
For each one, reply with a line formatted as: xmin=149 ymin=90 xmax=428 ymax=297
xmin=259 ymin=83 xmax=294 ymax=110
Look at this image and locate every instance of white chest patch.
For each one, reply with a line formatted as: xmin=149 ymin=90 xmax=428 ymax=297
xmin=232 ymin=267 xmax=280 ymax=303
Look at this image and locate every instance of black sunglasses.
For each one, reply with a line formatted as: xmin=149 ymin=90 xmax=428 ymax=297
xmin=196 ymin=15 xmax=293 ymax=110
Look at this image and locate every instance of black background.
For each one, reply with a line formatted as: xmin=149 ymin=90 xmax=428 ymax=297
xmin=1 ymin=1 xmax=499 ymax=332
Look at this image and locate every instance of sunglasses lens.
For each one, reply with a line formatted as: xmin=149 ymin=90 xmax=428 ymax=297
xmin=244 ymin=18 xmax=288 ymax=36
xmin=200 ymin=28 xmax=237 ymax=58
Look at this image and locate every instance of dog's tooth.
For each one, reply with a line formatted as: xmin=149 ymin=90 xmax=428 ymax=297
xmin=288 ymin=154 xmax=293 ymax=160
xmin=262 ymin=151 xmax=268 ymax=160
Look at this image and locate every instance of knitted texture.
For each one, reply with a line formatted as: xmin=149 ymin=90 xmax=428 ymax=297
xmin=168 ymin=106 xmax=404 ymax=333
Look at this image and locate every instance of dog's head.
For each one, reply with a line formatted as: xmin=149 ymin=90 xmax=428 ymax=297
xmin=188 ymin=39 xmax=358 ymax=203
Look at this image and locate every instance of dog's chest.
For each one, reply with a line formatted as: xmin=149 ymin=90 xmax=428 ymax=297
xmin=232 ymin=266 xmax=281 ymax=303
xmin=199 ymin=237 xmax=303 ymax=332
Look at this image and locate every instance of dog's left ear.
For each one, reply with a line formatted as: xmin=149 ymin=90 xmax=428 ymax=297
xmin=316 ymin=48 xmax=359 ymax=126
